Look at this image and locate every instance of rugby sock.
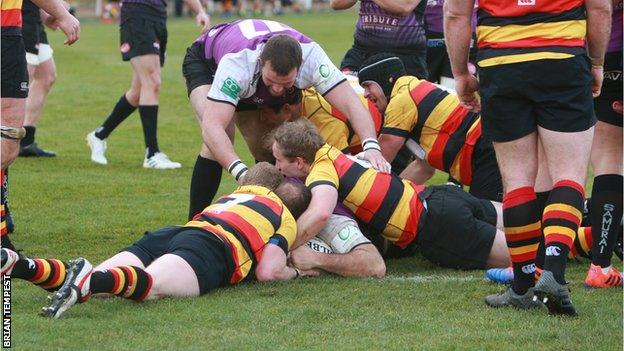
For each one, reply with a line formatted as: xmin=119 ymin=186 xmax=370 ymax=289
xmin=534 ymin=191 xmax=551 ymax=270
xmin=589 ymin=175 xmax=623 ymax=267
xmin=11 ymin=257 xmax=67 ymax=291
xmin=90 ymin=266 xmax=152 ymax=301
xmin=570 ymin=227 xmax=592 ymax=259
xmin=542 ymin=180 xmax=584 ymax=284
xmin=188 ymin=156 xmax=222 ymax=220
xmin=95 ymin=94 xmax=137 ymax=139
xmin=20 ymin=126 xmax=35 ymax=146
xmin=503 ymin=186 xmax=542 ymax=294
xmin=139 ymin=105 xmax=159 ymax=158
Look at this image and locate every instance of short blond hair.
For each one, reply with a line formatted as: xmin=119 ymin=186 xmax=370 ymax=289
xmin=241 ymin=162 xmax=284 ymax=190
xmin=273 ymin=118 xmax=324 ymax=163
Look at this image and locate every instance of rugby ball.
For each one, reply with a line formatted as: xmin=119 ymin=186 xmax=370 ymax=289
xmin=306 ymin=237 xmax=333 ymax=254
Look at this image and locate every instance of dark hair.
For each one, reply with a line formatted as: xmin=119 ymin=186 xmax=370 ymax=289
xmin=260 ymin=35 xmax=303 ymax=76
xmin=358 ymin=53 xmax=406 ymax=98
xmin=241 ymin=162 xmax=284 ymax=190
xmin=274 ymin=180 xmax=312 ymax=219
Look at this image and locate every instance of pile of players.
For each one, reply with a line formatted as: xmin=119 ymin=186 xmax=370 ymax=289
xmin=0 ymin=0 xmax=621 ymax=319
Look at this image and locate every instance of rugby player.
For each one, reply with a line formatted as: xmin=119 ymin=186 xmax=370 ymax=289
xmin=182 ymin=19 xmax=389 ymax=220
xmin=86 ymin=0 xmax=209 ymax=169
xmin=445 ymin=0 xmax=612 ymax=315
xmin=272 ymin=119 xmax=512 ymax=272
xmin=1 ymin=163 xmax=315 ymax=318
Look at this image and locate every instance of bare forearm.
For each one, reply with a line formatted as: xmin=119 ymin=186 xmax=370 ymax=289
xmin=330 ymin=0 xmax=357 ymax=10
xmin=31 ymin=0 xmax=69 ymax=20
xmin=444 ymin=0 xmax=475 ymax=77
xmin=201 ymin=124 xmax=239 ymax=170
xmin=294 ymin=211 xmax=329 ymax=248
xmin=586 ymin=0 xmax=612 ymax=65
xmin=373 ymin=0 xmax=421 ymax=16
xmin=309 ymin=249 xmax=385 ymax=278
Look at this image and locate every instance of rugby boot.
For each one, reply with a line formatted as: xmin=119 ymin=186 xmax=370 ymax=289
xmin=485 ymin=267 xmax=514 ymax=284
xmin=1 ymin=248 xmax=19 ymax=275
xmin=533 ymin=270 xmax=577 ymax=317
xmin=143 ymin=151 xmax=181 ymax=169
xmin=19 ymin=143 xmax=56 ymax=157
xmin=86 ymin=131 xmax=108 ymax=165
xmin=584 ymin=264 xmax=623 ymax=288
xmin=485 ymin=286 xmax=543 ymax=309
xmin=42 ymin=258 xmax=93 ymax=319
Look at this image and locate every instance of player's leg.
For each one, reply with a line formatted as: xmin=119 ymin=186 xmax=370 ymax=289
xmin=21 ymin=46 xmax=57 ymax=157
xmin=143 ymin=254 xmax=200 ymax=299
xmin=1 ymin=98 xmax=26 ymax=170
xmin=234 ymin=109 xmax=278 ymax=163
xmin=1 ymin=247 xmax=67 ymax=292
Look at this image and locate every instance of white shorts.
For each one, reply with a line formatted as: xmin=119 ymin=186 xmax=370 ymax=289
xmin=25 ymin=44 xmax=53 ymax=66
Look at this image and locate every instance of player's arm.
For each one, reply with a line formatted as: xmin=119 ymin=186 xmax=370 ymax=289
xmin=256 ymin=236 xmax=319 ymax=281
xmin=293 ymin=184 xmax=338 ymax=248
xmin=444 ymin=0 xmax=480 ymax=111
xmin=399 ymin=158 xmax=435 ymax=184
xmin=585 ymin=0 xmax=612 ymax=97
xmin=378 ymin=133 xmax=406 ymax=163
xmin=31 ymin=0 xmax=79 ymax=45
xmin=324 ymin=81 xmax=391 ymax=173
xmin=184 ymin=0 xmax=211 ymax=33
xmin=373 ymin=0 xmax=422 ymax=16
xmin=330 ymin=0 xmax=357 ymax=10
xmin=290 ymin=244 xmax=386 ymax=278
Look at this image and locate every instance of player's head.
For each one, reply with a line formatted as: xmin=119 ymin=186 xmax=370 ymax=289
xmin=260 ymin=35 xmax=303 ymax=97
xmin=240 ymin=162 xmax=284 ymax=191
xmin=262 ymin=88 xmax=303 ymax=123
xmin=274 ymin=179 xmax=312 ymax=219
xmin=271 ymin=118 xmax=324 ymax=178
xmin=358 ymin=54 xmax=406 ymax=113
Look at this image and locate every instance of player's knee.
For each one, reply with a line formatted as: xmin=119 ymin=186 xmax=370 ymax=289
xmin=1 ymin=141 xmax=19 ymax=169
xmin=43 ymin=70 xmax=57 ymax=89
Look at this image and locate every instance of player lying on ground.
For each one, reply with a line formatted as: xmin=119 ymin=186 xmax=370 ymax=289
xmin=0 ymin=163 xmax=316 ymax=319
xmin=272 ymin=119 xmax=511 ymax=271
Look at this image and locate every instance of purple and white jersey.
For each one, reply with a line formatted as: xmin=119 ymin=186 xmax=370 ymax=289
xmin=608 ymin=1 xmax=622 ymax=53
xmin=424 ymin=0 xmax=477 ymax=34
xmin=354 ymin=0 xmax=427 ymax=50
xmin=196 ymin=19 xmax=345 ymax=106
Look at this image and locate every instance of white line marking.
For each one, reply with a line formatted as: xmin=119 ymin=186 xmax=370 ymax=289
xmin=382 ymin=275 xmax=484 ymax=283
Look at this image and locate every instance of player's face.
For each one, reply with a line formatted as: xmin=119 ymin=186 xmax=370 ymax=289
xmin=261 ymin=61 xmax=298 ymax=97
xmin=272 ymin=142 xmax=307 ymax=178
xmin=361 ymin=82 xmax=388 ymax=113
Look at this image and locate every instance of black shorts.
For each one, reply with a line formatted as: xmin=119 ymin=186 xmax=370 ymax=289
xmin=416 ymin=185 xmax=497 ymax=269
xmin=22 ymin=18 xmax=48 ymax=55
xmin=594 ymin=51 xmax=623 ymax=127
xmin=1 ymin=36 xmax=28 ymax=98
xmin=340 ymin=44 xmax=428 ymax=80
xmin=122 ymin=226 xmax=235 ymax=295
xmin=479 ymin=55 xmax=596 ymax=142
xmin=469 ymin=138 xmax=503 ymax=202
xmin=182 ymin=41 xmax=268 ymax=113
xmin=119 ymin=6 xmax=167 ymax=66
xmin=426 ymin=32 xmax=478 ymax=83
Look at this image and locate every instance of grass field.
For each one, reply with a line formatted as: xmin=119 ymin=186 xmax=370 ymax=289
xmin=6 ymin=11 xmax=623 ymax=350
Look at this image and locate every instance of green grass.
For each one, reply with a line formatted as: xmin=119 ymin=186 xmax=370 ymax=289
xmin=7 ymin=12 xmax=623 ymax=350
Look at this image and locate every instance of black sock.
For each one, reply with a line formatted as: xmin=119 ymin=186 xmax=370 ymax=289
xmin=590 ymin=174 xmax=623 ymax=267
xmin=95 ymin=94 xmax=137 ymax=139
xmin=188 ymin=156 xmax=222 ymax=220
xmin=534 ymin=191 xmax=551 ymax=270
xmin=20 ymin=126 xmax=35 ymax=146
xmin=139 ymin=105 xmax=159 ymax=158
xmin=90 ymin=266 xmax=152 ymax=301
xmin=12 ymin=256 xmax=67 ymax=291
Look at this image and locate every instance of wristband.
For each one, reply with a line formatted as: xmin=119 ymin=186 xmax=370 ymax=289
xmin=228 ymin=159 xmax=248 ymax=182
xmin=362 ymin=138 xmax=381 ymax=152
xmin=294 ymin=268 xmax=300 ymax=279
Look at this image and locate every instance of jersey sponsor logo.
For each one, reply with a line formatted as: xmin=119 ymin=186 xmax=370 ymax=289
xmin=517 ymin=0 xmax=535 ymax=5
xmin=545 ymin=246 xmax=561 ymax=256
xmin=221 ymin=77 xmax=241 ymax=100
xmin=319 ymin=64 xmax=330 ymax=78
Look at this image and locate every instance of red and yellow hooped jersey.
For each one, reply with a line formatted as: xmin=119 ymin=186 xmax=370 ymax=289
xmin=381 ymin=76 xmax=482 ymax=185
xmin=1 ymin=0 xmax=23 ymax=35
xmin=185 ymin=185 xmax=297 ymax=284
xmin=306 ymin=144 xmax=426 ymax=248
xmin=302 ymin=77 xmax=383 ymax=154
xmin=476 ymin=0 xmax=586 ymax=67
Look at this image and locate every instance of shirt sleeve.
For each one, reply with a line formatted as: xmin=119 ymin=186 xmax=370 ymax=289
xmin=380 ymin=91 xmax=419 ymax=138
xmin=305 ymin=151 xmax=340 ymax=190
xmin=274 ymin=209 xmax=298 ymax=251
xmin=207 ymin=55 xmax=252 ymax=106
xmin=298 ymin=42 xmax=346 ymax=95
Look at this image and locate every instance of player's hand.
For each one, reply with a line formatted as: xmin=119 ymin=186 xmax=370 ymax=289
xmin=42 ymin=12 xmax=59 ymax=30
xmin=591 ymin=65 xmax=604 ymax=98
xmin=298 ymin=268 xmax=322 ymax=278
xmin=55 ymin=13 xmax=80 ymax=45
xmin=196 ymin=12 xmax=210 ymax=33
xmin=361 ymin=149 xmax=391 ymax=174
xmin=455 ymin=74 xmax=480 ymax=112
xmin=289 ymin=246 xmax=320 ymax=271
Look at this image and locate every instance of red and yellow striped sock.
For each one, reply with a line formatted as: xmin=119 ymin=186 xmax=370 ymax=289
xmin=12 ymin=258 xmax=67 ymax=291
xmin=90 ymin=266 xmax=152 ymax=301
xmin=569 ymin=227 xmax=592 ymax=259
xmin=503 ymin=186 xmax=542 ymax=294
xmin=543 ymin=180 xmax=584 ymax=284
